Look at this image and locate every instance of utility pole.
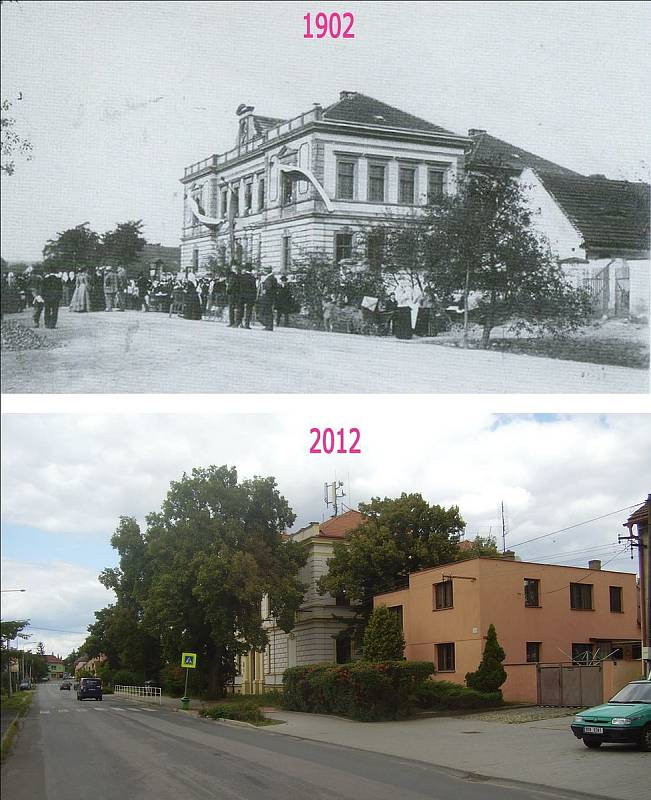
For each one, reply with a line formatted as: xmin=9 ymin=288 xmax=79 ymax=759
xmin=501 ymin=501 xmax=507 ymax=553
xmin=619 ymin=494 xmax=651 ymax=678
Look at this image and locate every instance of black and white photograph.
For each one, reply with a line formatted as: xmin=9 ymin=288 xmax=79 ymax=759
xmin=1 ymin=1 xmax=649 ymax=392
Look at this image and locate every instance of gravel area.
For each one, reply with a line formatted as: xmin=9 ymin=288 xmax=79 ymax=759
xmin=1 ymin=320 xmax=58 ymax=351
xmin=460 ymin=705 xmax=578 ymax=724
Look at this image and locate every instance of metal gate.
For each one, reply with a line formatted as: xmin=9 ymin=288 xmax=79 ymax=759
xmin=537 ymin=663 xmax=603 ymax=706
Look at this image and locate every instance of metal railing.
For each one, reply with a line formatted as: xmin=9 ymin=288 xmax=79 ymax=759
xmin=114 ymin=685 xmax=162 ymax=705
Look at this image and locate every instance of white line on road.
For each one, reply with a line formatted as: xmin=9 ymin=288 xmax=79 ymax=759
xmin=39 ymin=711 xmax=50 ymax=715
xmin=57 ymin=709 xmax=69 ymax=713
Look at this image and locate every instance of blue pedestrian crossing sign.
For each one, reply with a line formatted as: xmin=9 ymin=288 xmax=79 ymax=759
xmin=181 ymin=652 xmax=197 ymax=669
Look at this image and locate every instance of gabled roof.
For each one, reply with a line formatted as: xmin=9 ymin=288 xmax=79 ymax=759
xmin=625 ymin=501 xmax=649 ymax=527
xmin=539 ymin=173 xmax=651 ymax=252
xmin=323 ymin=92 xmax=457 ymax=136
xmin=46 ymin=654 xmax=64 ymax=664
xmin=319 ymin=510 xmax=365 ymax=539
xmin=467 ymin=131 xmax=580 ymax=177
xmin=252 ymin=115 xmax=286 ymax=136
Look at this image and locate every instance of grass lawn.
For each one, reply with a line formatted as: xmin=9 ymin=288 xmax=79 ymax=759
xmin=1 ymin=690 xmax=34 ymax=761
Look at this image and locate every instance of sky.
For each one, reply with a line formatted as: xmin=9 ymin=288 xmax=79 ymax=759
xmin=1 ymin=412 xmax=649 ymax=658
xmin=1 ymin=0 xmax=650 ymax=261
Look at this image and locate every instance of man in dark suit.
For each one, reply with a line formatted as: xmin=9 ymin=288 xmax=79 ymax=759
xmin=226 ymin=267 xmax=240 ymax=327
xmin=237 ymin=264 xmax=257 ymax=329
xmin=42 ymin=270 xmax=63 ymax=328
xmin=257 ymin=267 xmax=278 ymax=331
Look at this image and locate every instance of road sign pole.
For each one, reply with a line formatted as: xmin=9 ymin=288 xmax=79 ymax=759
xmin=183 ymin=667 xmax=189 ymax=699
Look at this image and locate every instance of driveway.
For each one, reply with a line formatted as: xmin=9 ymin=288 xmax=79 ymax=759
xmin=262 ymin=708 xmax=647 ymax=800
xmin=1 ymin=311 xmax=646 ymax=393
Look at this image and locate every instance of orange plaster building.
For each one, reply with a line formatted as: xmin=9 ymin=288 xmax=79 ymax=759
xmin=374 ymin=556 xmax=643 ymax=704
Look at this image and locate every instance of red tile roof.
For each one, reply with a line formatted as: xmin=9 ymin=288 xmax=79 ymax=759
xmin=539 ymin=174 xmax=650 ymax=253
xmin=323 ymin=92 xmax=457 ymax=136
xmin=46 ymin=654 xmax=64 ymax=664
xmin=467 ymin=131 xmax=580 ymax=177
xmin=319 ymin=510 xmax=365 ymax=539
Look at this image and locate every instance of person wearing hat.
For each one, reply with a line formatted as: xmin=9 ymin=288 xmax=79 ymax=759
xmin=275 ymin=274 xmax=294 ymax=327
xmin=103 ymin=267 xmax=118 ymax=311
xmin=256 ymin=265 xmax=278 ymax=331
xmin=42 ymin=269 xmax=63 ymax=328
xmin=237 ymin=264 xmax=257 ymax=329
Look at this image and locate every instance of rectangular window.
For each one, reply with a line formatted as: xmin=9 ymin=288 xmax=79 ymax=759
xmin=244 ymin=181 xmax=252 ymax=213
xmin=570 ymin=583 xmax=593 ymax=610
xmin=427 ymin=169 xmax=444 ymax=204
xmin=436 ymin=643 xmax=455 ymax=672
xmin=231 ymin=186 xmax=240 ymax=217
xmin=336 ymin=637 xmax=352 ymax=664
xmin=336 ymin=160 xmax=355 ymax=200
xmin=398 ymin=166 xmax=416 ymax=204
xmin=366 ymin=229 xmax=385 ymax=269
xmin=524 ymin=578 xmax=540 ymax=608
xmin=334 ymin=591 xmax=349 ymax=606
xmin=335 ymin=233 xmax=353 ymax=264
xmin=609 ymin=586 xmax=623 ymax=613
xmin=368 ymin=163 xmax=385 ymax=202
xmin=282 ymin=174 xmax=294 ymax=205
xmin=388 ymin=605 xmax=403 ymax=631
xmin=257 ymin=176 xmax=265 ymax=210
xmin=526 ymin=642 xmax=541 ymax=663
xmin=571 ymin=643 xmax=593 ymax=664
xmin=281 ymin=235 xmax=292 ymax=271
xmin=192 ymin=249 xmax=199 ymax=270
xmin=434 ymin=579 xmax=453 ymax=609
xmin=220 ymin=188 xmax=228 ymax=217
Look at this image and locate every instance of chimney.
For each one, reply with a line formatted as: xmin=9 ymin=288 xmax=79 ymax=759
xmin=501 ymin=550 xmax=516 ymax=560
xmin=588 ymin=559 xmax=602 ymax=570
xmin=468 ymin=128 xmax=486 ymax=137
xmin=339 ymin=91 xmax=357 ymax=101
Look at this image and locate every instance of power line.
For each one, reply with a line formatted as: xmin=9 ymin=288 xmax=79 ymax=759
xmin=509 ymin=503 xmax=641 ymax=549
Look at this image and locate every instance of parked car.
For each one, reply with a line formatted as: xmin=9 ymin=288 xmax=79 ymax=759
xmin=77 ymin=677 xmax=102 ymax=701
xmin=571 ymin=679 xmax=651 ymax=750
xmin=60 ymin=681 xmax=72 ymax=690
xmin=18 ymin=680 xmax=31 ymax=690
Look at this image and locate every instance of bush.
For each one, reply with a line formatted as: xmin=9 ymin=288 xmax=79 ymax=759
xmin=110 ymin=669 xmax=141 ymax=687
xmin=282 ymin=660 xmax=434 ymax=721
xmin=362 ymin=606 xmax=405 ymax=662
xmin=161 ymin=664 xmax=186 ymax=697
xmin=465 ymin=624 xmax=507 ymax=693
xmin=414 ymin=680 xmax=502 ymax=710
xmin=199 ymin=701 xmax=265 ymax=724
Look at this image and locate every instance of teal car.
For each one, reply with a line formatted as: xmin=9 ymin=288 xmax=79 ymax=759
xmin=571 ymin=679 xmax=651 ymax=750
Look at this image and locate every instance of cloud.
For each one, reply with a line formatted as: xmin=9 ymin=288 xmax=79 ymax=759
xmin=0 ymin=558 xmax=115 ymax=657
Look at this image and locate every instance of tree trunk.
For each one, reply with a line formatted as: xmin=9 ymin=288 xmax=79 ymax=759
xmin=462 ymin=265 xmax=471 ymax=349
xmin=481 ymin=289 xmax=497 ymax=349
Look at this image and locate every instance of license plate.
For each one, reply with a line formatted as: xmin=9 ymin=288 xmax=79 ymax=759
xmin=584 ymin=726 xmax=603 ymax=734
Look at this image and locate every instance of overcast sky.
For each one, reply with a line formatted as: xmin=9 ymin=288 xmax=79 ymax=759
xmin=1 ymin=1 xmax=649 ymax=261
xmin=1 ymin=412 xmax=649 ymax=657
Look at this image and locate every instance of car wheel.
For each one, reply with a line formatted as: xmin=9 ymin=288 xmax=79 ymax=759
xmin=583 ymin=737 xmax=602 ymax=749
xmin=639 ymin=725 xmax=651 ymax=752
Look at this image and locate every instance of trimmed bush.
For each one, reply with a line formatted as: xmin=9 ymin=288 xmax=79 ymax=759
xmin=415 ymin=680 xmax=503 ymax=710
xmin=282 ymin=660 xmax=434 ymax=721
xmin=363 ymin=606 xmax=405 ymax=662
xmin=199 ymin=701 xmax=265 ymax=724
xmin=465 ymin=624 xmax=507 ymax=693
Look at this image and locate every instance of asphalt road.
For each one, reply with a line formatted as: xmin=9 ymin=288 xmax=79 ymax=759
xmin=2 ymin=684 xmax=601 ymax=800
xmin=2 ymin=309 xmax=645 ymax=393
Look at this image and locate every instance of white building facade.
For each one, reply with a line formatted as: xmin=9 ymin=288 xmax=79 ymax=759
xmin=180 ymin=92 xmax=469 ymax=274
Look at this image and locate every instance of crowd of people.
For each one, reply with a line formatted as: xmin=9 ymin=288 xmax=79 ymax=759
xmin=1 ymin=263 xmax=297 ymax=332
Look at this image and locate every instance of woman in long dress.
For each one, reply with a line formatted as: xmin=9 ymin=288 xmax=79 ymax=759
xmin=69 ymin=271 xmax=92 ymax=312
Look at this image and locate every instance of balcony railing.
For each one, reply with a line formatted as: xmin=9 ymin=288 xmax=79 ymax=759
xmin=184 ymin=106 xmax=322 ymax=178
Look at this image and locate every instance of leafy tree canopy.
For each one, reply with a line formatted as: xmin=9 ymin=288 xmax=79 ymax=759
xmin=318 ymin=493 xmax=464 ymax=619
xmin=42 ymin=224 xmax=102 ymax=269
xmin=456 ymin=535 xmax=500 ymax=560
xmin=102 ymin=220 xmax=146 ymax=266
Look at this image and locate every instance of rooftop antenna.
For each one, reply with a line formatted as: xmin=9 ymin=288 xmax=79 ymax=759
xmin=501 ymin=501 xmax=507 ymax=553
xmin=324 ymin=479 xmax=345 ymax=518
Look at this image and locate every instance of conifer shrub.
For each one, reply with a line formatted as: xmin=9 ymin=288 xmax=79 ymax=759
xmin=414 ymin=680 xmax=503 ymax=710
xmin=282 ymin=661 xmax=434 ymax=721
xmin=465 ymin=624 xmax=507 ymax=693
xmin=362 ymin=606 xmax=405 ymax=662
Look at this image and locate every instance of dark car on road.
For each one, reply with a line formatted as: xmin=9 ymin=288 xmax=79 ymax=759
xmin=77 ymin=677 xmax=102 ymax=701
xmin=18 ymin=680 xmax=31 ymax=690
xmin=571 ymin=679 xmax=651 ymax=750
xmin=60 ymin=681 xmax=71 ymax=690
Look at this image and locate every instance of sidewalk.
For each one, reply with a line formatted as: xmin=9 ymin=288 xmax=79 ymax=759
xmin=258 ymin=708 xmax=646 ymax=800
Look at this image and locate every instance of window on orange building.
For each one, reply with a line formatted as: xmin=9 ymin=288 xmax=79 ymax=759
xmin=570 ymin=583 xmax=593 ymax=610
xmin=434 ymin=579 xmax=453 ymax=609
xmin=524 ymin=578 xmax=540 ymax=607
xmin=609 ymin=586 xmax=623 ymax=613
xmin=526 ymin=642 xmax=541 ymax=663
xmin=436 ymin=642 xmax=455 ymax=672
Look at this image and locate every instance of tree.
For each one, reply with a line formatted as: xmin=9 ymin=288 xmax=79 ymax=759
xmin=424 ymin=170 xmax=592 ymax=347
xmin=92 ymin=466 xmax=307 ymax=698
xmin=318 ymin=494 xmax=464 ymax=622
xmin=456 ymin=536 xmax=500 ymax=560
xmin=42 ymin=224 xmax=102 ymax=269
xmin=465 ymin=623 xmax=507 ymax=693
xmin=102 ymin=220 xmax=146 ymax=266
xmin=362 ymin=605 xmax=405 ymax=661
xmin=1 ymin=97 xmax=32 ymax=176
xmin=290 ymin=249 xmax=342 ymax=319
xmin=1 ymin=620 xmax=30 ymax=695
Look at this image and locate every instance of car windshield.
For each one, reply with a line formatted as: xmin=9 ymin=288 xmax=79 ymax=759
xmin=82 ymin=679 xmax=101 ymax=687
xmin=609 ymin=682 xmax=651 ymax=703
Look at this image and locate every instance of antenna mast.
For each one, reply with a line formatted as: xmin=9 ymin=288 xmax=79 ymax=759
xmin=324 ymin=480 xmax=345 ymax=518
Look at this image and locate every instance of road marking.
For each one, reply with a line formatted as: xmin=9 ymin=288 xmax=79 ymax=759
xmin=141 ymin=707 xmax=157 ymax=712
xmin=39 ymin=711 xmax=50 ymax=715
xmin=57 ymin=709 xmax=69 ymax=713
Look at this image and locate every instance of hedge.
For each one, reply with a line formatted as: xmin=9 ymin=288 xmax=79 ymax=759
xmin=414 ymin=680 xmax=503 ymax=710
xmin=282 ymin=661 xmax=435 ymax=721
xmin=199 ymin=701 xmax=266 ymax=724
